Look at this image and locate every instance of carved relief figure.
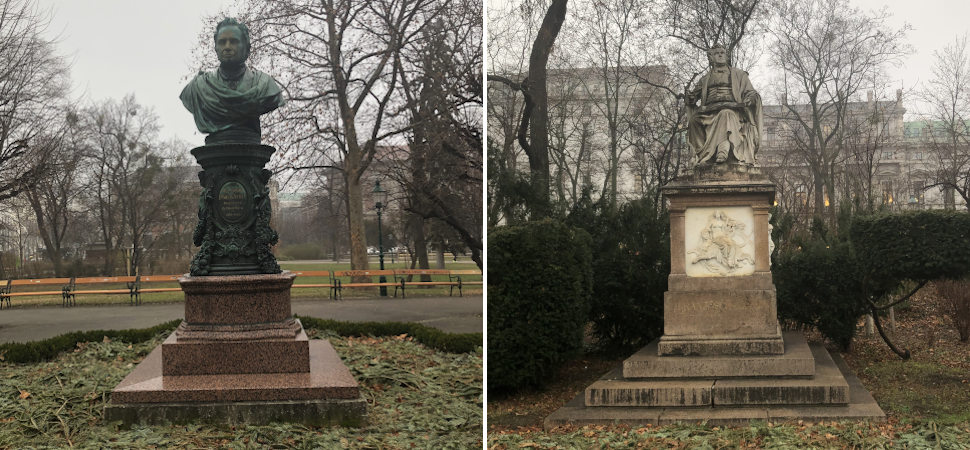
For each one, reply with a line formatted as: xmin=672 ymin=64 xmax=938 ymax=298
xmin=685 ymin=45 xmax=763 ymax=167
xmin=688 ymin=210 xmax=754 ymax=274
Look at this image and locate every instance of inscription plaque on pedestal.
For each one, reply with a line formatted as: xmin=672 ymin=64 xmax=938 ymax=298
xmin=217 ymin=181 xmax=249 ymax=224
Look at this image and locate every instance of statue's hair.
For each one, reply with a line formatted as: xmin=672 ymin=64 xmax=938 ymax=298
xmin=214 ymin=18 xmax=251 ymax=58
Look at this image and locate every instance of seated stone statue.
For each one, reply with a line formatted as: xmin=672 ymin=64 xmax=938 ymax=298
xmin=180 ymin=18 xmax=285 ymax=145
xmin=685 ymin=45 xmax=762 ymax=166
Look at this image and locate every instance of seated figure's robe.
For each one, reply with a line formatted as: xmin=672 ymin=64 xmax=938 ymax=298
xmin=686 ymin=66 xmax=762 ymax=165
xmin=180 ymin=68 xmax=285 ymax=144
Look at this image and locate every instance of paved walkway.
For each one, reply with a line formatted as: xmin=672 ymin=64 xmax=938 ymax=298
xmin=0 ymin=296 xmax=482 ymax=343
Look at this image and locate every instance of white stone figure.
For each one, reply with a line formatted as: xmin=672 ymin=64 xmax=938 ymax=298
xmin=688 ymin=210 xmax=754 ymax=274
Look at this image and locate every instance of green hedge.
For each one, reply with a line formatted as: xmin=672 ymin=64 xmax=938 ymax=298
xmin=774 ymin=241 xmax=867 ymax=349
xmin=0 ymin=317 xmax=481 ymax=364
xmin=568 ymin=197 xmax=669 ymax=352
xmin=0 ymin=320 xmax=182 ymax=364
xmin=487 ymin=219 xmax=593 ymax=392
xmin=851 ymin=210 xmax=970 ymax=284
xmin=295 ymin=316 xmax=482 ymax=353
xmin=774 ymin=210 xmax=970 ymax=349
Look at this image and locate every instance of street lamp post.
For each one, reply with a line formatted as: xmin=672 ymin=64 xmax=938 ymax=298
xmin=373 ymin=181 xmax=388 ymax=296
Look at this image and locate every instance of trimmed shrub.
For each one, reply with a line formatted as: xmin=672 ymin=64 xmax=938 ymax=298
xmin=569 ymin=197 xmax=669 ymax=352
xmin=774 ymin=240 xmax=867 ymax=350
xmin=487 ymin=219 xmax=592 ymax=393
xmin=278 ymin=243 xmax=324 ymax=260
xmin=296 ymin=316 xmax=482 ymax=353
xmin=851 ymin=210 xmax=970 ymax=285
xmin=0 ymin=320 xmax=182 ymax=364
xmin=0 ymin=317 xmax=481 ymax=365
xmin=774 ymin=210 xmax=970 ymax=349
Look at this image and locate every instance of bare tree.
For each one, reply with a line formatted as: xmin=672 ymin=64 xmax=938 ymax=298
xmin=840 ymin=88 xmax=907 ymax=212
xmin=769 ymin=0 xmax=909 ymax=224
xmin=22 ymin=113 xmax=85 ymax=276
xmin=565 ymin=0 xmax=646 ymax=208
xmin=0 ymin=0 xmax=70 ymax=202
xmin=920 ymin=34 xmax=970 ymax=210
xmin=390 ymin=1 xmax=483 ymax=269
xmin=84 ymin=95 xmax=181 ymax=275
xmin=665 ymin=0 xmax=764 ymax=63
xmin=488 ymin=0 xmax=568 ymax=219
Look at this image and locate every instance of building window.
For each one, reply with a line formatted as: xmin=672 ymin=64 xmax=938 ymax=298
xmin=913 ymin=152 xmax=923 ymax=160
xmin=882 ymin=151 xmax=893 ymax=160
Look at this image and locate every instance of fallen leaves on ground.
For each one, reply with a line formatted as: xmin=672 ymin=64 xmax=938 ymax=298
xmin=0 ymin=327 xmax=482 ymax=448
xmin=488 ymin=283 xmax=970 ymax=447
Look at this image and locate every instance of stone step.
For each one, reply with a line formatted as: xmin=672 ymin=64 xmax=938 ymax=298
xmin=712 ymin=345 xmax=847 ymax=406
xmin=587 ymin=344 xmax=846 ymax=407
xmin=623 ymin=331 xmax=815 ymax=379
xmin=546 ymin=344 xmax=884 ymax=429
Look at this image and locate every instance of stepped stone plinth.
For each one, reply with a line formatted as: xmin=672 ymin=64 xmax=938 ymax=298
xmin=545 ymin=167 xmax=884 ymax=428
xmin=105 ymin=273 xmax=366 ymax=427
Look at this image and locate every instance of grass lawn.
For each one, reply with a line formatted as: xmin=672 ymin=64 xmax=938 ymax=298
xmin=1 ymin=260 xmax=481 ymax=308
xmin=488 ymin=285 xmax=970 ymax=448
xmin=0 ymin=325 xmax=483 ymax=448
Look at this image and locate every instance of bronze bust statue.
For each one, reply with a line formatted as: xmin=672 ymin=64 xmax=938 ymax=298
xmin=180 ymin=18 xmax=285 ymax=145
xmin=685 ymin=45 xmax=763 ymax=167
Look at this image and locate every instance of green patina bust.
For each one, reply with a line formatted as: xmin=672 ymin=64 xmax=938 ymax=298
xmin=180 ymin=18 xmax=285 ymax=144
xmin=183 ymin=18 xmax=283 ymax=276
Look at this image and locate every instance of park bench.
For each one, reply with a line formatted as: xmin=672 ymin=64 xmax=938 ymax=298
xmin=121 ymin=274 xmax=182 ymax=305
xmin=0 ymin=279 xmax=11 ymax=309
xmin=0 ymin=277 xmax=76 ymax=308
xmin=392 ymin=269 xmax=455 ymax=298
xmin=330 ymin=269 xmax=397 ymax=299
xmin=447 ymin=269 xmax=483 ymax=297
xmin=0 ymin=274 xmax=183 ymax=308
xmin=62 ymin=277 xmax=77 ymax=307
xmin=289 ymin=270 xmax=337 ymax=299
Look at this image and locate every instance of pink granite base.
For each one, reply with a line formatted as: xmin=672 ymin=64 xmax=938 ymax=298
xmin=179 ymin=272 xmax=297 ymax=325
xmin=107 ymin=271 xmax=366 ymax=426
xmin=106 ymin=340 xmax=365 ymax=427
xmin=161 ymin=327 xmax=311 ymax=376
xmin=112 ymin=339 xmax=359 ymax=403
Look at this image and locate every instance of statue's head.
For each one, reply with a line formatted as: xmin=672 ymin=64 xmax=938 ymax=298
xmin=214 ymin=18 xmax=250 ymax=66
xmin=707 ymin=45 xmax=729 ymax=67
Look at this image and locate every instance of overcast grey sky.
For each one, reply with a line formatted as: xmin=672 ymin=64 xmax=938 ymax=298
xmin=37 ymin=0 xmax=970 ymax=141
xmin=37 ymin=0 xmax=235 ymax=146
xmin=487 ymin=0 xmax=970 ymax=117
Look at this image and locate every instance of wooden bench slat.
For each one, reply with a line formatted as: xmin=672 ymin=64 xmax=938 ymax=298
xmin=6 ymin=291 xmax=65 ymax=297
xmin=73 ymin=289 xmax=131 ymax=295
xmin=290 ymin=271 xmax=332 ymax=277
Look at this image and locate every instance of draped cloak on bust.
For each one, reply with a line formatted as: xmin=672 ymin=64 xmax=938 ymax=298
xmin=180 ymin=68 xmax=285 ymax=144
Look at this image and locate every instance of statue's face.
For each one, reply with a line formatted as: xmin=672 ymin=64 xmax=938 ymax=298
xmin=216 ymin=26 xmax=246 ymax=65
xmin=709 ymin=48 xmax=728 ymax=67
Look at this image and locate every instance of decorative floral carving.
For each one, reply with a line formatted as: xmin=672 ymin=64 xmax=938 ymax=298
xmin=688 ymin=210 xmax=754 ymax=274
xmin=188 ymin=153 xmax=281 ymax=276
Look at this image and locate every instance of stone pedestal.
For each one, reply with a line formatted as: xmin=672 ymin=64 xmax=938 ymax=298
xmin=661 ymin=169 xmax=782 ymax=356
xmin=545 ymin=166 xmax=884 ymax=427
xmin=106 ymin=272 xmax=366 ymax=426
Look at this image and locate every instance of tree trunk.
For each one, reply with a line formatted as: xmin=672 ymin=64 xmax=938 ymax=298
xmin=410 ymin=212 xmax=431 ymax=281
xmin=344 ymin=168 xmax=369 ymax=273
xmin=435 ymin=243 xmax=445 ymax=269
xmin=524 ymin=0 xmax=568 ymax=219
